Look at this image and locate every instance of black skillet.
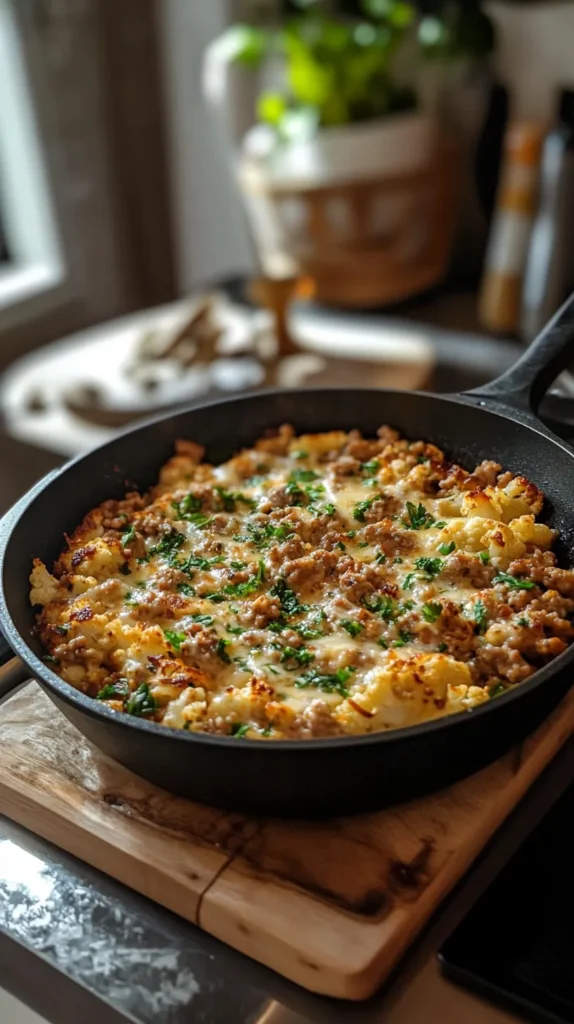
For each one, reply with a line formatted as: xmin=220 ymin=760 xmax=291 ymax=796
xmin=2 ymin=298 xmax=574 ymax=818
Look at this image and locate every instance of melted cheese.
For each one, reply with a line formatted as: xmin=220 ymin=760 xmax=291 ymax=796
xmin=29 ymin=426 xmax=565 ymax=741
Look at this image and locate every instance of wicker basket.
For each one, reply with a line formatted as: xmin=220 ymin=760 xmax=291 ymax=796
xmin=239 ymin=140 xmax=461 ymax=308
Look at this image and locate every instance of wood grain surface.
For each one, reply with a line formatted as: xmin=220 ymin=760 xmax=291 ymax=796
xmin=0 ymin=682 xmax=572 ymax=1000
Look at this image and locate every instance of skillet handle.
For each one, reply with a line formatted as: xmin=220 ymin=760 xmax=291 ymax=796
xmin=464 ymin=292 xmax=574 ymax=415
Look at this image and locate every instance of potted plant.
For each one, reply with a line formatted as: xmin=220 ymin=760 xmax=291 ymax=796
xmin=203 ymin=0 xmax=496 ymax=304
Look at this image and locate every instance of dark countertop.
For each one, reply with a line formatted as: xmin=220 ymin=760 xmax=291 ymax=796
xmin=1 ymin=304 xmax=573 ymax=1024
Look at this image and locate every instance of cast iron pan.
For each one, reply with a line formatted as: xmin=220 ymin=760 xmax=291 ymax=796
xmin=2 ymin=299 xmax=574 ymax=817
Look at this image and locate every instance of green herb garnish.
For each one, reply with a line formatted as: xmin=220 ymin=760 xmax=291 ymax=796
xmin=341 ymin=620 xmax=364 ymax=638
xmin=422 ymin=602 xmax=442 ymax=623
xmin=414 ymin=556 xmax=443 ymax=578
xmin=191 ymin=613 xmax=214 ymax=626
xmin=361 ymin=459 xmax=379 ymax=476
xmin=280 ymin=645 xmax=315 ymax=667
xmin=289 ymin=468 xmax=319 ymax=483
xmin=97 ymin=680 xmax=130 ymax=701
xmin=216 ymin=638 xmax=232 ymax=663
xmin=120 ymin=525 xmax=136 ymax=548
xmin=270 ymin=578 xmax=308 ymax=617
xmin=164 ymin=629 xmax=187 ymax=651
xmin=230 ymin=723 xmax=250 ymax=738
xmin=353 ymin=496 xmax=378 ymax=522
xmin=172 ymin=493 xmax=203 ymax=519
xmin=437 ymin=642 xmax=448 ymax=652
xmin=392 ymin=629 xmax=413 ymax=648
xmin=479 ymin=550 xmax=491 ymax=565
xmin=473 ymin=599 xmax=488 ymax=634
xmin=488 ymin=682 xmax=506 ymax=699
xmin=438 ymin=541 xmax=455 ymax=556
xmin=126 ymin=683 xmax=156 ymax=717
xmin=295 ymin=666 xmax=355 ymax=698
xmin=493 ymin=572 xmax=536 ymax=591
xmin=404 ymin=501 xmax=439 ymax=530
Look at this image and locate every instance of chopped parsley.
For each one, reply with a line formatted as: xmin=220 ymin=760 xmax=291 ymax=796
xmin=473 ymin=600 xmax=488 ymax=634
xmin=488 ymin=682 xmax=507 ymax=699
xmin=403 ymin=501 xmax=444 ymax=530
xmin=177 ymin=582 xmax=195 ymax=597
xmin=377 ymin=637 xmax=389 ymax=649
xmin=285 ymin=480 xmax=305 ymax=504
xmin=209 ymin=560 xmax=266 ymax=601
xmin=323 ymin=503 xmax=336 ymax=516
xmin=422 ymin=601 xmax=442 ymax=623
xmin=375 ymin=551 xmax=387 ymax=565
xmin=215 ymin=487 xmax=257 ymax=512
xmin=295 ymin=666 xmax=356 ymax=698
xmin=437 ymin=642 xmax=448 ymax=652
xmin=120 ymin=525 xmax=136 ymax=548
xmin=414 ymin=556 xmax=443 ymax=578
xmin=347 ymin=530 xmax=357 ymax=539
xmin=341 ymin=620 xmax=364 ymax=638
xmin=438 ymin=541 xmax=455 ymax=556
xmin=270 ymin=578 xmax=308 ymax=617
xmin=361 ymin=459 xmax=379 ymax=476
xmin=172 ymin=493 xmax=203 ymax=519
xmin=493 ymin=572 xmax=536 ymax=591
xmin=150 ymin=530 xmax=185 ymax=561
xmin=353 ymin=496 xmax=378 ymax=522
xmin=230 ymin=723 xmax=250 ymax=738
xmin=246 ymin=521 xmax=294 ymax=549
xmin=479 ymin=550 xmax=491 ymax=565
xmin=293 ymin=450 xmax=309 ymax=460
xmin=163 ymin=629 xmax=187 ymax=651
xmin=392 ymin=629 xmax=413 ymax=648
xmin=363 ymin=593 xmax=396 ymax=619
xmin=280 ymin=645 xmax=315 ymax=667
xmin=43 ymin=654 xmax=60 ymax=666
xmin=517 ymin=616 xmax=530 ymax=627
xmin=216 ymin=638 xmax=232 ymax=663
xmin=125 ymin=683 xmax=156 ymax=717
xmin=226 ymin=624 xmax=246 ymax=635
xmin=97 ymin=680 xmax=130 ymax=701
xmin=191 ymin=613 xmax=214 ymax=626
xmin=289 ymin=468 xmax=319 ymax=483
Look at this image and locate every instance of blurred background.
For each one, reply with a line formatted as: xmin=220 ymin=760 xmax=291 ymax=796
xmin=2 ymin=0 xmax=574 ymax=508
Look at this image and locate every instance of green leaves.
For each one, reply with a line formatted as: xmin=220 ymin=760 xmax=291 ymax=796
xmin=422 ymin=601 xmax=442 ymax=624
xmin=219 ymin=24 xmax=268 ymax=69
xmin=353 ymin=496 xmax=378 ymax=522
xmin=414 ymin=556 xmax=443 ymax=578
xmin=404 ymin=502 xmax=444 ymax=531
xmin=473 ymin=600 xmax=488 ymax=634
xmin=295 ymin=666 xmax=355 ymax=698
xmin=164 ymin=629 xmax=187 ymax=651
xmin=125 ymin=684 xmax=156 ymax=718
xmin=493 ymin=572 xmax=536 ymax=591
xmin=342 ymin=619 xmax=364 ymax=637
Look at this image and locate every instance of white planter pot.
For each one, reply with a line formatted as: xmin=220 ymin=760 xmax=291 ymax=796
xmin=256 ymin=111 xmax=438 ymax=188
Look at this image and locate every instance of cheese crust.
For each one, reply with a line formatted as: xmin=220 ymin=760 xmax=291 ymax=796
xmin=30 ymin=425 xmax=574 ymax=740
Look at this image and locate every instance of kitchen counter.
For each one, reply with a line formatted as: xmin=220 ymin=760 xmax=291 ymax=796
xmin=1 ymin=741 xmax=572 ymax=1024
xmin=0 ymin=310 xmax=572 ymax=1023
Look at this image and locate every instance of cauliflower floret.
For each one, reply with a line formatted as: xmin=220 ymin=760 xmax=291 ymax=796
xmin=510 ymin=515 xmax=555 ymax=549
xmin=461 ymin=489 xmax=503 ymax=521
xmin=162 ymin=686 xmax=207 ymax=728
xmin=497 ymin=476 xmax=544 ymax=521
xmin=289 ymin=431 xmax=347 ymax=457
xmin=335 ymin=653 xmax=472 ymax=733
xmin=29 ymin=560 xmax=60 ymax=606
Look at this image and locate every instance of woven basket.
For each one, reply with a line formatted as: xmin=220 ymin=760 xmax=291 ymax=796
xmin=239 ymin=140 xmax=461 ymax=308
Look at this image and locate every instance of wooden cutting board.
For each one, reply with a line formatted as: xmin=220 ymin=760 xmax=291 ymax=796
xmin=1 ymin=681 xmax=573 ymax=1001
